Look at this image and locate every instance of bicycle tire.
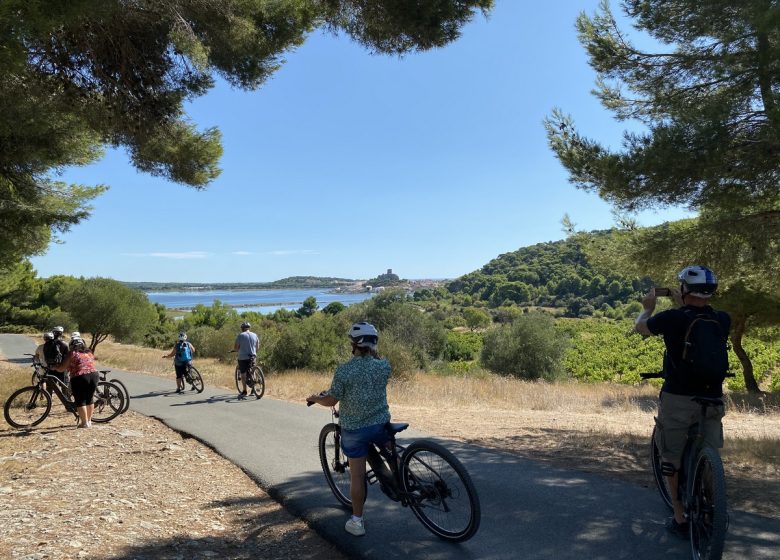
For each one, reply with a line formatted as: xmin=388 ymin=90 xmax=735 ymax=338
xmin=318 ymin=423 xmax=365 ymax=508
xmin=4 ymin=386 xmax=52 ymax=429
xmin=401 ymin=439 xmax=481 ymax=542
xmin=234 ymin=366 xmax=242 ymax=393
xmin=109 ymin=378 xmax=131 ymax=413
xmin=650 ymin=426 xmax=674 ymax=510
xmin=91 ymin=381 xmax=125 ymax=423
xmin=187 ymin=366 xmax=204 ymax=394
xmin=250 ymin=365 xmax=265 ymax=399
xmin=689 ymin=446 xmax=728 ymax=560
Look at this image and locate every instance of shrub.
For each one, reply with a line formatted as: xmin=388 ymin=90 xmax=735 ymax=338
xmin=268 ymin=314 xmax=350 ymax=372
xmin=379 ymin=332 xmax=417 ymax=382
xmin=480 ymin=313 xmax=569 ymax=380
xmin=444 ymin=331 xmax=483 ymax=361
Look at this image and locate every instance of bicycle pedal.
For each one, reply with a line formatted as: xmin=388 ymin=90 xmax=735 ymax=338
xmin=366 ymin=470 xmax=378 ymax=485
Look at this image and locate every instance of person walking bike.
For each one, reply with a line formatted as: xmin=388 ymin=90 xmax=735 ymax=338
xmin=634 ymin=265 xmax=730 ymax=537
xmin=234 ymin=322 xmax=259 ymax=399
xmin=307 ymin=322 xmax=392 ymax=537
xmin=163 ymin=332 xmax=196 ymax=393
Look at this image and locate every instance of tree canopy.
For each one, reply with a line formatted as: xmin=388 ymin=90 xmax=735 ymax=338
xmin=545 ymin=0 xmax=780 ymax=232
xmin=0 ymin=0 xmax=493 ymax=265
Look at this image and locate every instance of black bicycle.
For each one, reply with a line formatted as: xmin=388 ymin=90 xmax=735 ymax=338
xmin=309 ymin=404 xmax=481 ymax=542
xmin=233 ymin=355 xmax=265 ymax=400
xmin=24 ymin=353 xmax=47 ymax=385
xmin=183 ymin=363 xmax=204 ymax=393
xmin=643 ymin=372 xmax=730 ymax=560
xmin=97 ymin=370 xmax=131 ymax=414
xmin=4 ymin=371 xmax=125 ymax=429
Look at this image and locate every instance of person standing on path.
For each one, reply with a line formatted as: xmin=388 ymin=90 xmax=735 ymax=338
xmin=163 ymin=332 xmax=196 ymax=393
xmin=34 ymin=331 xmax=53 ymax=368
xmin=234 ymin=322 xmax=259 ymax=398
xmin=307 ymin=322 xmax=392 ymax=537
xmin=61 ymin=337 xmax=99 ymax=428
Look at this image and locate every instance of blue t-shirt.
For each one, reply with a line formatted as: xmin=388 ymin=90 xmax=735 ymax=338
xmin=235 ymin=331 xmax=259 ymax=360
xmin=329 ymin=356 xmax=391 ymax=430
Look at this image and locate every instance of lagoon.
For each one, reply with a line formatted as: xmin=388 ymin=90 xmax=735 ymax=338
xmin=146 ymin=288 xmax=374 ymax=314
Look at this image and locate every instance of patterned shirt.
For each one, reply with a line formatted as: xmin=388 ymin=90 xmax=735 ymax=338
xmin=328 ymin=356 xmax=391 ymax=430
xmin=67 ymin=351 xmax=97 ymax=377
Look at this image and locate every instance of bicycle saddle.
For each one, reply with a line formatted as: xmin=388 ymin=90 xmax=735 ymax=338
xmin=386 ymin=422 xmax=409 ymax=435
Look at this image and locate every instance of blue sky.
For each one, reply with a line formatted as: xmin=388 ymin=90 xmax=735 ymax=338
xmin=31 ymin=0 xmax=689 ymax=282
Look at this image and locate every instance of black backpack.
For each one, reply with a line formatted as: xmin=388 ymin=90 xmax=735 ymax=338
xmin=43 ymin=339 xmax=65 ymax=365
xmin=680 ymin=309 xmax=729 ymax=385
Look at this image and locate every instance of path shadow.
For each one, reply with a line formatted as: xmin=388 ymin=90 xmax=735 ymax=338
xmin=3 ymin=357 xmax=33 ymax=365
xmin=170 ymin=393 xmax=248 ymax=406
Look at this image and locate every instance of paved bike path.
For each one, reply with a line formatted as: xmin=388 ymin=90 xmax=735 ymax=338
xmin=2 ymin=334 xmax=778 ymax=559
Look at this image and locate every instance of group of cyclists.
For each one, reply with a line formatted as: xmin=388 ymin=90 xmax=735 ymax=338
xmin=33 ymin=327 xmax=100 ymax=428
xmin=28 ymin=264 xmax=732 ymax=541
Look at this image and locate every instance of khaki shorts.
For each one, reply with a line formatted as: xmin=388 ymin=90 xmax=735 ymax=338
xmin=654 ymin=392 xmax=725 ymax=469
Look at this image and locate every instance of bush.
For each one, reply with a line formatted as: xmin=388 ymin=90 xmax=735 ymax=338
xmin=480 ymin=313 xmax=569 ymax=380
xmin=379 ymin=332 xmax=417 ymax=382
xmin=268 ymin=314 xmax=350 ymax=372
xmin=444 ymin=331 xmax=483 ymax=361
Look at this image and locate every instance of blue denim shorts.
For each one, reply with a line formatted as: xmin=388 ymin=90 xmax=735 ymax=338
xmin=340 ymin=423 xmax=389 ymax=459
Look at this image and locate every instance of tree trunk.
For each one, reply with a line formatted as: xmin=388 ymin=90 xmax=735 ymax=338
xmin=730 ymin=315 xmax=761 ymax=394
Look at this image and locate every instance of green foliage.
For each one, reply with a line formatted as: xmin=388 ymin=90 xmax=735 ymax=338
xmin=377 ymin=332 xmax=417 ymax=382
xmin=60 ymin=278 xmax=157 ymax=350
xmin=268 ymin=313 xmax=350 ymax=372
xmin=444 ymin=331 xmax=483 ymax=362
xmin=297 ymin=296 xmax=318 ymax=318
xmin=365 ymin=272 xmax=402 ymax=287
xmin=480 ymin=313 xmax=570 ymax=380
xmin=322 ymin=301 xmax=347 ymax=315
xmin=184 ymin=300 xmax=238 ymax=330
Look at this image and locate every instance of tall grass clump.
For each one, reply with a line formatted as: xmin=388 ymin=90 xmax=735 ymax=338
xmin=480 ymin=313 xmax=569 ymax=380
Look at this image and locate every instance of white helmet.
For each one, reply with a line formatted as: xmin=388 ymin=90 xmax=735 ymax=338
xmin=348 ymin=322 xmax=379 ymax=349
xmin=43 ymin=332 xmax=54 ymax=341
xmin=178 ymin=332 xmax=187 ymax=341
xmin=52 ymin=326 xmax=64 ymax=336
xmin=70 ymin=331 xmax=80 ymax=340
xmin=677 ymin=265 xmax=718 ymax=298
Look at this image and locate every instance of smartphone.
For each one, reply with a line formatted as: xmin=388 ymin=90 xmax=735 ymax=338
xmin=654 ymin=287 xmax=671 ymax=297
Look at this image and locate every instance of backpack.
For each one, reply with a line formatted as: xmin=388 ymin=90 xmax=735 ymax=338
xmin=43 ymin=339 xmax=65 ymax=365
xmin=175 ymin=341 xmax=192 ymax=363
xmin=680 ymin=309 xmax=729 ymax=385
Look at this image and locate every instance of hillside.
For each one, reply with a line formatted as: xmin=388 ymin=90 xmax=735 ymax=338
xmin=124 ymin=276 xmax=357 ymax=292
xmin=445 ymin=234 xmax=650 ymax=316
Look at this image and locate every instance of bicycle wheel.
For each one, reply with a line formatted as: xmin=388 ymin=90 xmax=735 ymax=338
xmin=187 ymin=366 xmax=204 ymax=393
xmin=91 ymin=381 xmax=125 ymax=423
xmin=4 ymin=386 xmax=52 ymax=429
xmin=234 ymin=366 xmax=242 ymax=393
xmin=401 ymin=440 xmax=481 ymax=542
xmin=109 ymin=378 xmax=131 ymax=413
xmin=318 ymin=423 xmax=364 ymax=508
xmin=250 ymin=365 xmax=265 ymax=399
xmin=690 ymin=446 xmax=728 ymax=560
xmin=650 ymin=426 xmax=674 ymax=510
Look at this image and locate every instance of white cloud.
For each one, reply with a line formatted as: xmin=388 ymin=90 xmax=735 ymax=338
xmin=232 ymin=251 xmax=254 ymax=256
xmin=267 ymin=249 xmax=318 ymax=256
xmin=122 ymin=251 xmax=210 ymax=259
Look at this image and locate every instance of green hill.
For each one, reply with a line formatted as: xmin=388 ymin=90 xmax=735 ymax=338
xmin=445 ymin=234 xmax=651 ymax=316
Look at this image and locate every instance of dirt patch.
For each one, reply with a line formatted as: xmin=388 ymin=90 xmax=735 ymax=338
xmin=0 ymin=408 xmax=344 ymax=560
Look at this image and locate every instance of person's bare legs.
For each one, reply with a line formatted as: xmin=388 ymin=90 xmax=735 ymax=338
xmin=85 ymin=403 xmax=94 ymax=426
xmin=348 ymin=457 xmax=367 ymax=517
xmin=76 ymin=405 xmax=89 ymax=427
xmin=667 ymin=472 xmax=686 ymax=524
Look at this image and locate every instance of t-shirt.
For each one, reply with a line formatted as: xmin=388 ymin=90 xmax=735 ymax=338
xmin=328 ymin=356 xmax=391 ymax=430
xmin=235 ymin=331 xmax=259 ymax=360
xmin=68 ymin=350 xmax=97 ymax=377
xmin=647 ymin=305 xmax=731 ymax=397
xmin=34 ymin=344 xmax=47 ymax=367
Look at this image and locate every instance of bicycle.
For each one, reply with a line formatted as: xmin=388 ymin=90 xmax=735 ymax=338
xmin=183 ymin=362 xmax=204 ymax=394
xmin=642 ymin=372 xmax=730 ymax=560
xmin=24 ymin=353 xmax=47 ymax=385
xmin=98 ymin=369 xmax=132 ymax=413
xmin=4 ymin=371 xmax=125 ymax=429
xmin=308 ymin=403 xmax=481 ymax=542
xmin=232 ymin=353 xmax=264 ymax=400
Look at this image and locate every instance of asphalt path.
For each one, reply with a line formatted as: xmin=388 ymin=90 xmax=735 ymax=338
xmin=2 ymin=334 xmax=778 ymax=559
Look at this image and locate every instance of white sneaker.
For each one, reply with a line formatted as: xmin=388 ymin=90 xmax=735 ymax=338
xmin=345 ymin=517 xmax=365 ymax=536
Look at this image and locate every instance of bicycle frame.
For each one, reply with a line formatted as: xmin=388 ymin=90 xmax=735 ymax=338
xmin=679 ymin=399 xmax=721 ymax=510
xmin=40 ymin=373 xmax=78 ymax=416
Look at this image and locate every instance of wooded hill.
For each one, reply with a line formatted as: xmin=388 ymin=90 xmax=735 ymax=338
xmin=445 ymin=233 xmax=650 ymax=316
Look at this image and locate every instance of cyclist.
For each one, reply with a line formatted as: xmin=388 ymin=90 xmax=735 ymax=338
xmin=44 ymin=326 xmax=71 ymax=386
xmin=307 ymin=322 xmax=392 ymax=537
xmin=60 ymin=336 xmax=99 ymax=428
xmin=234 ymin=321 xmax=259 ymax=399
xmin=34 ymin=331 xmax=54 ymax=368
xmin=634 ymin=265 xmax=730 ymax=537
xmin=163 ymin=332 xmax=196 ymax=393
